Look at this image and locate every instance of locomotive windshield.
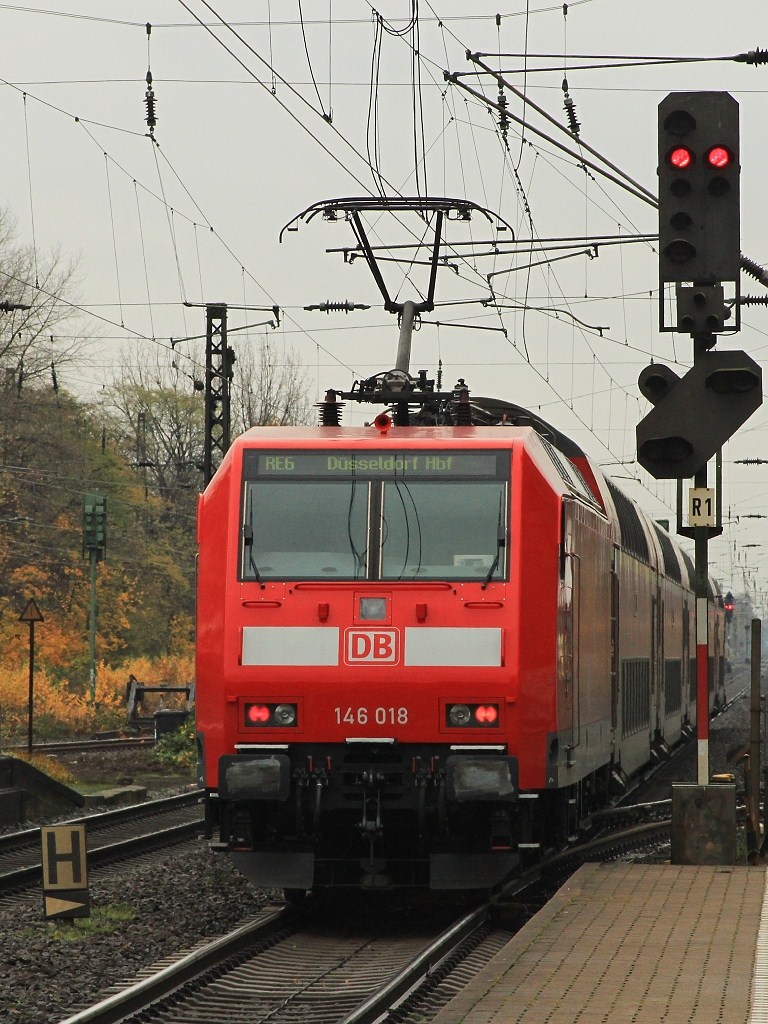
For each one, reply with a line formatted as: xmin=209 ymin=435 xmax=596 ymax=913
xmin=240 ymin=449 xmax=509 ymax=583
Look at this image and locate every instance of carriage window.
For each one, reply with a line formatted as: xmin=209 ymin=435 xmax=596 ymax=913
xmin=380 ymin=480 xmax=507 ymax=581
xmin=242 ymin=480 xmax=369 ymax=580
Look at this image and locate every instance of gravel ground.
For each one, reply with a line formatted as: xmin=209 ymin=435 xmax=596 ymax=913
xmin=0 ymin=677 xmax=760 ymax=1024
xmin=1 ymin=842 xmax=273 ymax=1024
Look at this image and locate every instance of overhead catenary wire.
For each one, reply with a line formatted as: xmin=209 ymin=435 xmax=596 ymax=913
xmin=356 ymin=0 xmax=670 ymax=439
xmin=446 ymin=65 xmax=656 ymax=207
xmin=160 ymin=9 xmax=684 ymax=477
xmin=0 ymin=4 xmax=749 ymax=540
xmin=175 ymin=0 xmax=507 ymax=298
xmin=22 ymin=92 xmax=39 ymax=288
xmin=0 ymin=49 xmax=362 ymax=380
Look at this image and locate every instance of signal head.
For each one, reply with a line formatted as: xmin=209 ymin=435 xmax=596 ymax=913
xmin=657 ymin=91 xmax=740 ymax=293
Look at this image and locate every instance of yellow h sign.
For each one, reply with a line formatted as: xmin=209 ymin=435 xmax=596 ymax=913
xmin=41 ymin=825 xmax=90 ymax=920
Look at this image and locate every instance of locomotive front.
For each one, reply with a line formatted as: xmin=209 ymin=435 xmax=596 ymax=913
xmin=196 ymin=424 xmax=562 ymax=891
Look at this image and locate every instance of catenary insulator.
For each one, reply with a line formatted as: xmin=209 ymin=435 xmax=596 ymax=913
xmin=737 ymin=48 xmax=768 ymax=65
xmin=453 ymin=382 xmax=473 ymax=425
xmin=563 ymin=93 xmax=580 ymax=137
xmin=741 ymin=256 xmax=768 ymax=287
xmin=145 ymin=71 xmax=157 ymax=133
xmin=317 ymin=390 xmax=344 ymax=426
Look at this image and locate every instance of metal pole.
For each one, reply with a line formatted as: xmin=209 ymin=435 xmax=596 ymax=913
xmin=27 ymin=620 xmax=34 ymax=754
xmin=203 ymin=303 xmax=230 ymax=486
xmin=395 ymin=300 xmax=416 ymax=375
xmin=748 ymin=618 xmax=762 ymax=859
xmin=693 ymin=330 xmax=714 ymax=787
xmin=88 ymin=547 xmax=97 ymax=702
xmin=694 ymin=462 xmax=710 ymax=785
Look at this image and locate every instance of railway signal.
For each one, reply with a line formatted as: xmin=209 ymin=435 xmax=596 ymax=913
xmin=82 ymin=493 xmax=106 ymax=701
xmin=658 ymin=91 xmax=740 ymax=289
xmin=636 ymin=350 xmax=762 ymax=479
xmin=82 ymin=493 xmax=106 ymax=560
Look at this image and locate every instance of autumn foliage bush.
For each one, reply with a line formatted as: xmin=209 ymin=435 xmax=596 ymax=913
xmin=0 ymin=654 xmax=195 ymax=743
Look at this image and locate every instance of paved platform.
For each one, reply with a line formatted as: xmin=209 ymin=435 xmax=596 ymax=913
xmin=433 ymin=863 xmax=768 ymax=1023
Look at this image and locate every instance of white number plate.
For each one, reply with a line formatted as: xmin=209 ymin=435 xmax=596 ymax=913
xmin=334 ymin=706 xmax=409 ymax=725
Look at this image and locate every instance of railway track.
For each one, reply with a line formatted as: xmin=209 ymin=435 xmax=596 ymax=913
xmin=53 ymin=809 xmax=669 ymax=1024
xmin=37 ymin=793 xmax=744 ymax=1024
xmin=0 ymin=790 xmax=203 ymax=897
xmin=6 ymin=735 xmax=154 ymax=755
xmin=14 ymin=677 xmax=754 ymax=1022
xmin=56 ymin=892 xmax=518 ymax=1024
xmin=49 ymin=806 xmax=671 ymax=1024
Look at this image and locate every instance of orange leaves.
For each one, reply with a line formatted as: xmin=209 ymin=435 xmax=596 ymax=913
xmin=0 ymin=655 xmax=193 ymax=741
xmin=0 ymin=664 xmax=116 ymax=738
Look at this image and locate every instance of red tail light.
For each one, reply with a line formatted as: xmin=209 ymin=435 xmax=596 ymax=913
xmin=475 ymin=705 xmax=498 ymax=724
xmin=246 ymin=704 xmax=270 ymax=724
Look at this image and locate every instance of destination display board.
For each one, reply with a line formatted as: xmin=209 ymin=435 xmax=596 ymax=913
xmin=243 ymin=450 xmax=505 ymax=479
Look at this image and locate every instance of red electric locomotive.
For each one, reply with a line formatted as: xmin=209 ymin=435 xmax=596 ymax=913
xmin=196 ymin=381 xmax=725 ymax=892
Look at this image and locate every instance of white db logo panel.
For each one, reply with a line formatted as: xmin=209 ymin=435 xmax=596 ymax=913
xmin=345 ymin=629 xmax=399 ymax=664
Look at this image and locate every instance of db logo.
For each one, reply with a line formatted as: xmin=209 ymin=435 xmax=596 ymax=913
xmin=345 ymin=629 xmax=399 ymax=664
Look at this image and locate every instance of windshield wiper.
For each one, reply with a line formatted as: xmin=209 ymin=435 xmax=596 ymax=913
xmin=482 ymin=491 xmax=506 ymax=590
xmin=243 ymin=523 xmax=265 ymax=589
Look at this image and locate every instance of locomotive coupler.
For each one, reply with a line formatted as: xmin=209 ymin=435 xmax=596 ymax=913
xmin=357 ymin=771 xmax=385 ymax=840
xmin=293 ymin=764 xmax=328 ymax=837
xmin=413 ymin=762 xmax=440 ymax=840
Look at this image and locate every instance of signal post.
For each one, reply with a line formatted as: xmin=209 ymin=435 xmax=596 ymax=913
xmin=83 ymin=494 xmax=106 ymax=702
xmin=637 ymin=93 xmax=762 ymax=808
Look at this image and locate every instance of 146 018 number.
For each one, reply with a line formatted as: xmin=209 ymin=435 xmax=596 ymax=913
xmin=334 ymin=707 xmax=409 ymax=725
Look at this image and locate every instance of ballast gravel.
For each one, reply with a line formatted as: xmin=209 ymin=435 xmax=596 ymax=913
xmin=0 ymin=841 xmax=272 ymax=1024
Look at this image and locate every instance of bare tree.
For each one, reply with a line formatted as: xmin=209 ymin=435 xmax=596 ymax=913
xmin=104 ymin=349 xmax=204 ymax=498
xmin=0 ymin=207 xmax=87 ymax=385
xmin=231 ymin=334 xmax=314 ymax=431
xmin=104 ymin=331 xmax=313 ymax=498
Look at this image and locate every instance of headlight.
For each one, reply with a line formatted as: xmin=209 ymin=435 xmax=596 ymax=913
xmin=274 ymin=703 xmax=297 ymax=726
xmin=448 ymin=704 xmax=472 ymax=726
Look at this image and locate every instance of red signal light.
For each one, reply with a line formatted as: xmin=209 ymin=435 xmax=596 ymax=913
xmin=246 ymin=704 xmax=270 ymax=724
xmin=475 ymin=705 xmax=498 ymax=724
xmin=669 ymin=147 xmax=693 ymax=170
xmin=706 ymin=146 xmax=731 ymax=169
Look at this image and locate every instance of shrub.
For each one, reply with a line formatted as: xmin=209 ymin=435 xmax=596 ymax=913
xmin=154 ymin=719 xmax=196 ymax=774
xmin=0 ymin=655 xmax=194 ymax=743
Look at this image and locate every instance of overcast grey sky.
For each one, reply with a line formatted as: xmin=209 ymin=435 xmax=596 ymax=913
xmin=1 ymin=0 xmax=767 ymax=601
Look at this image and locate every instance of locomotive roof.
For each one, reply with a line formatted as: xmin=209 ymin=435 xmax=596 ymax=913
xmin=236 ymin=424 xmax=551 ymax=444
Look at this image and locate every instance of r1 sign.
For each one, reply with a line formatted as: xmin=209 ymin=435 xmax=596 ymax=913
xmin=688 ymin=487 xmax=715 ymax=527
